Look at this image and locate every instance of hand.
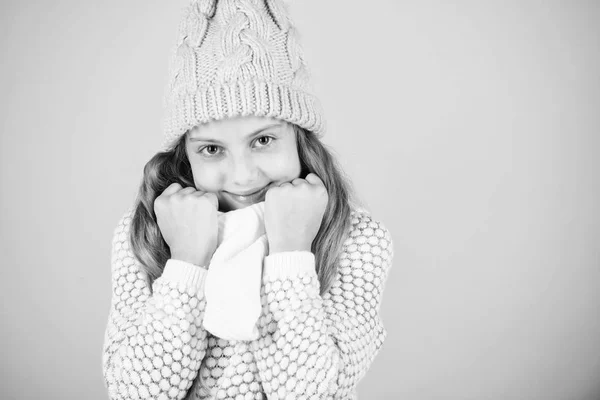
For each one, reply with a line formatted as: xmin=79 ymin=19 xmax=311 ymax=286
xmin=264 ymin=173 xmax=328 ymax=254
xmin=154 ymin=183 xmax=219 ymax=266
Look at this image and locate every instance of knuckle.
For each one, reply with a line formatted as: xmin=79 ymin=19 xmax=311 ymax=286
xmin=168 ymin=182 xmax=182 ymax=192
xmin=154 ymin=193 xmax=167 ymax=204
xmin=266 ymin=188 xmax=278 ymax=199
xmin=197 ymin=194 xmax=209 ymax=203
xmin=176 ymin=187 xmax=196 ymax=199
xmin=198 ymin=193 xmax=214 ymax=205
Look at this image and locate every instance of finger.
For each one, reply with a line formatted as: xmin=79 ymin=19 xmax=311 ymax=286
xmin=201 ymin=192 xmax=219 ymax=209
xmin=279 ymin=181 xmax=293 ymax=188
xmin=161 ymin=182 xmax=183 ymax=196
xmin=291 ymin=178 xmax=305 ymax=186
xmin=192 ymin=188 xmax=211 ymax=198
xmin=176 ymin=187 xmax=198 ymax=196
xmin=304 ymin=173 xmax=324 ymax=186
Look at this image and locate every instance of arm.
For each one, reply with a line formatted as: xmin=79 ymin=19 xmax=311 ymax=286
xmin=102 ymin=209 xmax=210 ymax=400
xmin=251 ymin=212 xmax=394 ymax=399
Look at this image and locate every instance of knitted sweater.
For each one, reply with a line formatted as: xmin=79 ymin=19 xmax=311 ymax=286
xmin=102 ymin=207 xmax=393 ymax=400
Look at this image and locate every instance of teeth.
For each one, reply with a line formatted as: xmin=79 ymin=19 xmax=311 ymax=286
xmin=231 ymin=187 xmax=265 ymax=202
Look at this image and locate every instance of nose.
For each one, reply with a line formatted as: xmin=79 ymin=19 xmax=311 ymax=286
xmin=231 ymin=153 xmax=259 ymax=187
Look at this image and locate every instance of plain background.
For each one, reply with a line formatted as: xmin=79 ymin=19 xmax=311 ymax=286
xmin=1 ymin=1 xmax=599 ymax=399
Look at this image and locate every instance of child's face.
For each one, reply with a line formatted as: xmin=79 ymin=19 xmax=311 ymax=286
xmin=185 ymin=116 xmax=302 ymax=212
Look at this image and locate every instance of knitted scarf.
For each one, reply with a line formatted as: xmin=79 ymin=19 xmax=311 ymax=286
xmin=203 ymin=201 xmax=267 ymax=341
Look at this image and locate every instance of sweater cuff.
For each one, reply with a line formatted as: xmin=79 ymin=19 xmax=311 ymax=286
xmin=161 ymin=259 xmax=208 ymax=292
xmin=263 ymin=251 xmax=317 ymax=281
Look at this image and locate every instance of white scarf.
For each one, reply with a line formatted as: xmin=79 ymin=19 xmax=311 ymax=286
xmin=203 ymin=201 xmax=267 ymax=341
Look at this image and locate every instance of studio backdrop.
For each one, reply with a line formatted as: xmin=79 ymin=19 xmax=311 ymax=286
xmin=1 ymin=1 xmax=599 ymax=399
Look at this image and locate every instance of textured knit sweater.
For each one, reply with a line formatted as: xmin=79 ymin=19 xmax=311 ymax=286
xmin=102 ymin=207 xmax=393 ymax=400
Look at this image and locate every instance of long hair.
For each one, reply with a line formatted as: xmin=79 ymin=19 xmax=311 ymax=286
xmin=129 ymin=123 xmax=362 ymax=295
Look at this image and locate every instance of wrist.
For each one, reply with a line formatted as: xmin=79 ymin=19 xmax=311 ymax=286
xmin=269 ymin=241 xmax=312 ymax=255
xmin=171 ymin=250 xmax=211 ymax=267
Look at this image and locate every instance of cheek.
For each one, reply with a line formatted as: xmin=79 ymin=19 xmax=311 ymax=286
xmin=190 ymin=163 xmax=223 ymax=191
xmin=265 ymin=148 xmax=301 ymax=177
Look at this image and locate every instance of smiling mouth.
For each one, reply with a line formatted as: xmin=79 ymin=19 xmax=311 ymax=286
xmin=231 ymin=188 xmax=263 ymax=196
xmin=226 ymin=186 xmax=269 ymax=203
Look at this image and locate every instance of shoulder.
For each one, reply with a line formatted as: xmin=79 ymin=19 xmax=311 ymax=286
xmin=111 ymin=206 xmax=136 ymax=247
xmin=114 ymin=206 xmax=135 ymax=232
xmin=324 ymin=209 xmax=394 ymax=313
xmin=346 ymin=208 xmax=393 ymax=258
xmin=339 ymin=208 xmax=394 ymax=281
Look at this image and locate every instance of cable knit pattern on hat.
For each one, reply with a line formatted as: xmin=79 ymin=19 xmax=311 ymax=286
xmin=102 ymin=208 xmax=393 ymax=399
xmin=162 ymin=0 xmax=325 ymax=150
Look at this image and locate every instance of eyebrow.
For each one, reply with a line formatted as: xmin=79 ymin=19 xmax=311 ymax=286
xmin=188 ymin=122 xmax=283 ymax=143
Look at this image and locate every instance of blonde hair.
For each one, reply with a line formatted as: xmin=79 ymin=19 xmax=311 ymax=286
xmin=129 ymin=124 xmax=363 ymax=295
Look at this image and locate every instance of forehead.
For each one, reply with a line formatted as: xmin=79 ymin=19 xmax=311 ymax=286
xmin=188 ymin=116 xmax=285 ymax=140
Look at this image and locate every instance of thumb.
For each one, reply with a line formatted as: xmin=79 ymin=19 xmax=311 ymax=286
xmin=202 ymin=192 xmax=219 ymax=209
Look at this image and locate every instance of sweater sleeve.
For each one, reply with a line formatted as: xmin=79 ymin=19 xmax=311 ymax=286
xmin=102 ymin=209 xmax=210 ymax=400
xmin=251 ymin=212 xmax=393 ymax=399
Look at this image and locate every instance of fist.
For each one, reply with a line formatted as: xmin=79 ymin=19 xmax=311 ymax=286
xmin=154 ymin=183 xmax=219 ymax=266
xmin=264 ymin=173 xmax=328 ymax=254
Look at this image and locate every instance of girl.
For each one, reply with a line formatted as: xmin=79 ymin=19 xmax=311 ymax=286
xmin=102 ymin=1 xmax=393 ymax=399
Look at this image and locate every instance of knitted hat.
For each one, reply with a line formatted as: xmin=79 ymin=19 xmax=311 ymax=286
xmin=161 ymin=0 xmax=326 ymax=150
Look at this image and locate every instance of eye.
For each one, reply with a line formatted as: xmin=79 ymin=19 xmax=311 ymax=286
xmin=198 ymin=145 xmax=222 ymax=157
xmin=255 ymin=136 xmax=273 ymax=147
